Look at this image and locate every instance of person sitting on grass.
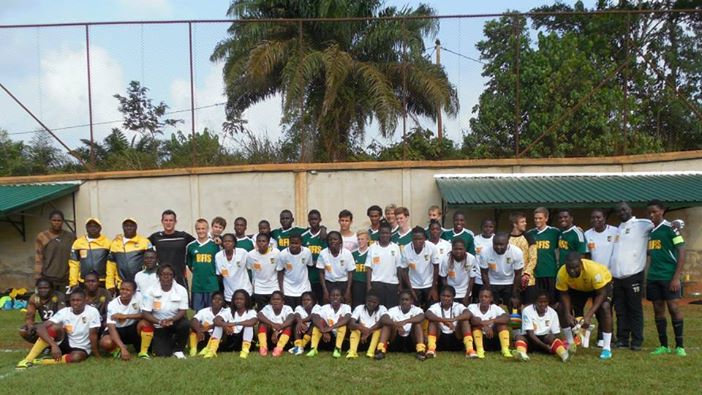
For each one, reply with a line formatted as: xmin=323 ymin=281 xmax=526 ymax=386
xmin=289 ymin=291 xmax=321 ymax=356
xmin=189 ymin=291 xmax=227 ymax=358
xmin=375 ymin=290 xmax=426 ymax=361
xmin=213 ymin=289 xmax=258 ymax=359
xmin=512 ymin=290 xmax=571 ymax=362
xmin=425 ymin=285 xmax=476 ymax=359
xmin=346 ymin=291 xmax=386 ymax=359
xmin=257 ymin=290 xmax=295 ymax=357
xmin=19 ymin=278 xmax=64 ymax=344
xmin=17 ymin=288 xmax=101 ymax=368
xmin=306 ymin=287 xmax=351 ymax=358
xmin=99 ymin=280 xmax=148 ymax=360
xmin=468 ymin=289 xmax=512 ymax=359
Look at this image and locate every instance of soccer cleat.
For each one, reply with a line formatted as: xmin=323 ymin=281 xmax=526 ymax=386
xmin=366 ymin=351 xmax=375 ymax=358
xmin=16 ymin=359 xmax=32 ymax=369
xmin=573 ymin=334 xmax=582 ymax=347
xmin=332 ymin=348 xmax=342 ymax=358
xmin=650 ymin=346 xmax=671 ymax=355
xmin=259 ymin=347 xmax=268 ymax=357
xmin=272 ymin=347 xmax=284 ymax=357
xmin=416 ymin=352 xmax=426 ymax=361
xmin=476 ymin=350 xmax=485 ymax=359
xmin=346 ymin=352 xmax=358 ymax=359
xmin=675 ymin=347 xmax=687 ymax=357
xmin=560 ymin=351 xmax=571 ymax=362
xmin=502 ymin=349 xmax=513 ymax=358
xmin=137 ymin=352 xmax=151 ymax=360
xmin=599 ymin=349 xmax=612 ymax=360
xmin=466 ymin=349 xmax=478 ymax=359
xmin=294 ymin=347 xmax=305 ymax=356
xmin=512 ymin=350 xmax=529 ymax=362
xmin=306 ymin=348 xmax=318 ymax=357
xmin=239 ymin=350 xmax=249 ymax=359
xmin=288 ymin=346 xmax=299 ymax=355
xmin=190 ymin=347 xmax=198 ymax=357
xmin=374 ymin=351 xmax=385 ymax=360
xmin=425 ymin=350 xmax=436 ymax=359
xmin=112 ymin=349 xmax=122 ymax=359
xmin=173 ymin=351 xmax=186 ymax=359
xmin=198 ymin=347 xmax=210 ymax=357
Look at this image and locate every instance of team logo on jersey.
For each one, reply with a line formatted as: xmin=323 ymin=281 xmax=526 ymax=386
xmin=82 ymin=316 xmax=87 ymax=324
xmin=80 ymin=250 xmax=88 ymax=258
xmin=607 ymin=236 xmax=612 ymax=242
xmin=132 ymin=303 xmax=138 ymax=309
xmin=625 ymin=228 xmax=630 ymax=234
xmin=302 ymin=258 xmax=307 ymax=264
xmin=545 ymin=320 xmax=550 ymax=327
xmin=270 ymin=258 xmax=276 ymax=265
xmin=51 ymin=295 xmax=58 ymax=303
xmin=194 ymin=250 xmax=199 ymax=254
xmin=340 ymin=259 xmax=345 ymax=266
xmin=423 ymin=254 xmax=429 ymax=261
xmin=391 ymin=251 xmax=395 ymax=256
xmin=506 ymin=257 xmax=512 ymax=264
xmin=594 ymin=274 xmax=602 ymax=282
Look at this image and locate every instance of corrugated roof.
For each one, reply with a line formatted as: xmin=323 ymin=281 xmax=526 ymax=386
xmin=435 ymin=172 xmax=702 ymax=208
xmin=0 ymin=183 xmax=79 ymax=216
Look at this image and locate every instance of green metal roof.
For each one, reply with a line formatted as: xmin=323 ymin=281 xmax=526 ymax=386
xmin=435 ymin=172 xmax=702 ymax=209
xmin=0 ymin=183 xmax=79 ymax=216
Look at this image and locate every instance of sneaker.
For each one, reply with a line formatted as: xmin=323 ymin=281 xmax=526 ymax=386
xmin=288 ymin=346 xmax=299 ymax=355
xmin=466 ymin=349 xmax=478 ymax=359
xmin=272 ymin=347 xmax=284 ymax=357
xmin=501 ymin=349 xmax=513 ymax=358
xmin=365 ymin=351 xmax=375 ymax=358
xmin=112 ymin=349 xmax=122 ymax=359
xmin=294 ymin=347 xmax=305 ymax=356
xmin=189 ymin=347 xmax=198 ymax=357
xmin=600 ymin=349 xmax=612 ymax=360
xmin=197 ymin=347 xmax=210 ymax=357
xmin=137 ymin=352 xmax=151 ymax=360
xmin=573 ymin=334 xmax=582 ymax=347
xmin=675 ymin=347 xmax=687 ymax=357
xmin=306 ymin=348 xmax=318 ymax=357
xmin=239 ymin=350 xmax=249 ymax=359
xmin=630 ymin=344 xmax=642 ymax=351
xmin=560 ymin=351 xmax=571 ymax=362
xmin=650 ymin=346 xmax=671 ymax=355
xmin=173 ymin=351 xmax=186 ymax=359
xmin=374 ymin=351 xmax=385 ymax=360
xmin=16 ymin=359 xmax=32 ymax=369
xmin=332 ymin=348 xmax=342 ymax=358
xmin=346 ymin=352 xmax=358 ymax=359
xmin=476 ymin=350 xmax=485 ymax=359
xmin=416 ymin=352 xmax=426 ymax=361
xmin=259 ymin=347 xmax=268 ymax=357
xmin=614 ymin=340 xmax=629 ymax=349
xmin=425 ymin=350 xmax=436 ymax=359
xmin=512 ymin=349 xmax=529 ymax=362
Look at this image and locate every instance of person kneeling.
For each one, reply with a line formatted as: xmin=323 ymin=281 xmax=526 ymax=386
xmin=468 ymin=289 xmax=512 ymax=359
xmin=512 ymin=291 xmax=570 ymax=362
xmin=425 ymin=285 xmax=476 ymax=359
xmin=307 ymin=288 xmax=351 ymax=358
xmin=375 ymin=290 xmax=426 ymax=360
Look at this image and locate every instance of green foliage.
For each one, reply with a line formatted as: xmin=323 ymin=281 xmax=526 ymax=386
xmin=161 ymin=129 xmax=243 ymax=168
xmin=0 ymin=129 xmax=31 ymax=176
xmin=369 ymin=127 xmax=462 ymax=161
xmin=113 ymin=81 xmax=182 ymax=137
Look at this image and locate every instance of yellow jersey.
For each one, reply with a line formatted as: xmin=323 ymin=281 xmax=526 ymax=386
xmin=555 ymin=259 xmax=612 ymax=292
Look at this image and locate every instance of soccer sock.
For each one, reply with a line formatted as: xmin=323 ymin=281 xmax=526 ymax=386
xmin=427 ymin=334 xmax=437 ymax=352
xmin=602 ymin=332 xmax=612 ymax=351
xmin=551 ymin=339 xmax=568 ymax=361
xmin=243 ymin=327 xmax=254 ymax=342
xmin=582 ymin=327 xmax=592 ymax=348
xmin=301 ymin=334 xmax=311 ymax=347
xmin=376 ymin=341 xmax=387 ymax=353
xmin=310 ymin=327 xmax=322 ymax=349
xmin=276 ymin=329 xmax=291 ymax=349
xmin=498 ymin=329 xmax=510 ymax=352
xmin=349 ymin=330 xmax=361 ymax=354
xmin=563 ymin=327 xmax=575 ymax=344
xmin=139 ymin=326 xmax=153 ymax=354
xmin=335 ymin=326 xmax=347 ymax=349
xmin=368 ymin=330 xmax=381 ymax=356
xmin=416 ymin=342 xmax=426 ymax=353
xmin=24 ymin=338 xmax=49 ymax=361
xmin=463 ymin=333 xmax=474 ymax=353
xmin=655 ymin=318 xmax=668 ymax=347
xmin=208 ymin=338 xmax=221 ymax=353
xmin=189 ymin=332 xmax=199 ymax=356
xmin=257 ymin=326 xmax=268 ymax=350
xmin=242 ymin=341 xmax=252 ymax=353
xmin=472 ymin=329 xmax=484 ymax=354
xmin=672 ymin=319 xmax=684 ymax=348
xmin=39 ymin=354 xmax=72 ymax=365
xmin=515 ymin=340 xmax=528 ymax=354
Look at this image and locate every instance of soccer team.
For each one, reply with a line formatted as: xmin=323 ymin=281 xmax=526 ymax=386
xmin=17 ymin=200 xmax=687 ymax=367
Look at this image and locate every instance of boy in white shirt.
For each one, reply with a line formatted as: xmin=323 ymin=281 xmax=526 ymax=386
xmin=277 ymin=233 xmax=314 ymax=307
xmin=347 ymin=291 xmax=387 ymax=359
xmin=401 ymin=226 xmax=439 ymax=309
xmin=479 ymin=232 xmax=524 ymax=312
xmin=99 ymin=281 xmax=145 ymax=360
xmin=376 ymin=290 xmax=426 ymax=360
xmin=468 ymin=289 xmax=511 ymax=359
xmin=246 ymin=233 xmax=281 ymax=309
xmin=134 ymin=250 xmax=159 ymax=298
xmin=215 ymin=233 xmax=252 ymax=303
xmin=365 ymin=223 xmax=404 ymax=308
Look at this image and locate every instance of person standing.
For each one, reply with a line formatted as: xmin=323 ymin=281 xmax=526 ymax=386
xmin=149 ymin=210 xmax=195 ymax=288
xmin=186 ymin=219 xmax=220 ymax=311
xmin=68 ymin=218 xmax=111 ymax=289
xmin=526 ymin=207 xmax=561 ymax=303
xmin=584 ymin=209 xmax=617 ymax=269
xmin=106 ymin=218 xmax=153 ymax=293
xmin=34 ymin=210 xmax=75 ymax=292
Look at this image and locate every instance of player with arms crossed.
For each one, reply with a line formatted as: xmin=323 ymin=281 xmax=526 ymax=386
xmin=99 ymin=280 xmax=148 ymax=360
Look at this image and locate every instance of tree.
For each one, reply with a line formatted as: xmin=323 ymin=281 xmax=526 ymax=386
xmin=113 ymin=81 xmax=182 ymax=138
xmin=368 ymin=127 xmax=462 ymax=161
xmin=211 ymin=0 xmax=458 ymax=161
xmin=27 ymin=131 xmax=70 ymax=174
xmin=0 ymin=129 xmax=31 ymax=176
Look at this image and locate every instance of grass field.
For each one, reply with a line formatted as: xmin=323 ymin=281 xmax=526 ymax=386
xmin=1 ymin=302 xmax=700 ymax=394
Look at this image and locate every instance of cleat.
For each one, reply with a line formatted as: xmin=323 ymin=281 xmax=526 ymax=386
xmin=203 ymin=349 xmax=217 ymax=359
xmin=112 ymin=349 xmax=122 ymax=359
xmin=416 ymin=352 xmax=426 ymax=361
xmin=294 ymin=347 xmax=305 ymax=356
xmin=272 ymin=347 xmax=284 ymax=357
xmin=374 ymin=351 xmax=385 ymax=360
xmin=630 ymin=344 xmax=642 ymax=351
xmin=650 ymin=346 xmax=671 ymax=356
xmin=365 ymin=351 xmax=375 ymax=358
xmin=466 ymin=349 xmax=478 ymax=359
xmin=137 ymin=352 xmax=151 ymax=360
xmin=561 ymin=351 xmax=571 ymax=362
xmin=173 ymin=351 xmax=186 ymax=359
xmin=288 ymin=346 xmax=298 ymax=355
xmin=332 ymin=348 xmax=342 ymax=358
xmin=512 ymin=349 xmax=529 ymax=362
xmin=675 ymin=347 xmax=687 ymax=357
xmin=600 ymin=349 xmax=612 ymax=360
xmin=259 ymin=347 xmax=268 ymax=357
xmin=425 ymin=350 xmax=435 ymax=359
xmin=198 ymin=347 xmax=210 ymax=356
xmin=306 ymin=348 xmax=318 ymax=357
xmin=239 ymin=350 xmax=249 ymax=359
xmin=614 ymin=340 xmax=629 ymax=349
xmin=502 ymin=349 xmax=513 ymax=358
xmin=346 ymin=352 xmax=358 ymax=359
xmin=16 ymin=359 xmax=32 ymax=369
xmin=476 ymin=350 xmax=485 ymax=359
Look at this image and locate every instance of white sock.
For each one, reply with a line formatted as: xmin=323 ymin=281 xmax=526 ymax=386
xmin=582 ymin=329 xmax=592 ymax=348
xmin=563 ymin=327 xmax=574 ymax=344
xmin=602 ymin=332 xmax=612 ymax=351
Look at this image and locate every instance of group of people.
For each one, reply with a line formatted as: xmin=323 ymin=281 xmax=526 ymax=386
xmin=18 ymin=200 xmax=687 ymax=368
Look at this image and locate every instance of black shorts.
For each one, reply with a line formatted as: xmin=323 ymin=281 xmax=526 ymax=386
xmin=310 ymin=283 xmax=324 ymax=307
xmin=491 ymin=285 xmax=515 ymax=306
xmin=284 ymin=296 xmax=301 ymax=308
xmin=109 ymin=323 xmax=141 ymax=347
xmin=481 ymin=331 xmax=502 ymax=351
xmin=220 ymin=331 xmax=246 ymax=352
xmin=253 ymin=294 xmax=271 ymax=311
xmin=413 ymin=287 xmax=433 ymax=310
xmin=388 ymin=334 xmax=415 ymax=353
xmin=352 ymin=280 xmax=366 ymax=308
xmin=370 ymin=282 xmax=398 ymax=308
xmin=59 ymin=337 xmax=89 ymax=356
xmin=326 ymin=281 xmax=348 ymax=300
xmin=470 ymin=283 xmax=482 ymax=304
xmin=568 ymin=283 xmax=613 ymax=316
xmin=526 ymin=334 xmax=553 ymax=353
xmin=436 ymin=332 xmax=463 ymax=352
xmin=646 ymin=280 xmax=682 ymax=301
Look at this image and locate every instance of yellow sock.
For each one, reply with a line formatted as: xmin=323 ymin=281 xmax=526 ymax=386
xmin=472 ymin=329 xmax=484 ymax=353
xmin=189 ymin=332 xmax=199 ymax=356
xmin=258 ymin=331 xmax=268 ymax=350
xmin=427 ymin=335 xmax=437 ymax=351
xmin=208 ymin=338 xmax=220 ymax=353
xmin=335 ymin=326 xmax=347 ymax=349
xmin=376 ymin=341 xmax=386 ymax=353
xmin=368 ymin=330 xmax=381 ymax=355
xmin=463 ymin=335 xmax=474 ymax=352
xmin=310 ymin=327 xmax=322 ymax=349
xmin=498 ymin=330 xmax=510 ymax=352
xmin=24 ymin=338 xmax=49 ymax=361
xmin=242 ymin=341 xmax=251 ymax=353
xmin=38 ymin=355 xmax=70 ymax=365
xmin=294 ymin=339 xmax=303 ymax=348
xmin=349 ymin=330 xmax=361 ymax=354
xmin=301 ymin=334 xmax=311 ymax=347
xmin=140 ymin=330 xmax=153 ymax=354
xmin=416 ymin=342 xmax=426 ymax=353
xmin=276 ymin=333 xmax=290 ymax=349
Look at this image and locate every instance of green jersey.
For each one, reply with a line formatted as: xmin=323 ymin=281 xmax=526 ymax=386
xmin=558 ymin=226 xmax=588 ymax=268
xmin=440 ymin=228 xmax=476 ymax=255
xmin=352 ymin=249 xmax=369 ymax=282
xmin=647 ymin=221 xmax=685 ymax=281
xmin=369 ymin=228 xmax=380 ymax=244
xmin=271 ymin=226 xmax=306 ymax=251
xmin=392 ymin=228 xmax=413 ymax=253
xmin=302 ymin=229 xmax=327 ymax=284
xmin=186 ymin=239 xmax=220 ymax=293
xmin=527 ymin=226 xmax=561 ymax=278
xmin=235 ymin=236 xmax=254 ymax=252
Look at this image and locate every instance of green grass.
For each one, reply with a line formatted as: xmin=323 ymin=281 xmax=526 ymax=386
xmin=1 ymin=303 xmax=700 ymax=394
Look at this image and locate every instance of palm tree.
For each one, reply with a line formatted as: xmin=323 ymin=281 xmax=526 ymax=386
xmin=211 ymin=0 xmax=458 ymax=161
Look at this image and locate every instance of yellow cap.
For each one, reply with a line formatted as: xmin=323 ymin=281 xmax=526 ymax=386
xmin=85 ymin=217 xmax=102 ymax=227
xmin=122 ymin=217 xmax=138 ymax=225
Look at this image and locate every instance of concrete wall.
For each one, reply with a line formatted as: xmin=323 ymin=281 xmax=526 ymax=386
xmin=2 ymin=153 xmax=701 ymax=291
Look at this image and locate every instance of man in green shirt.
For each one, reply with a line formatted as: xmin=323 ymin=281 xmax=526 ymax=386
xmin=646 ymin=200 xmax=687 ymax=357
xmin=557 ymin=208 xmax=589 ymax=269
xmin=233 ymin=217 xmax=254 ymax=252
xmin=391 ymin=207 xmax=413 ymax=251
xmin=526 ymin=207 xmax=561 ymax=303
xmin=302 ymin=209 xmax=327 ymax=303
xmin=440 ymin=212 xmax=476 ymax=255
xmin=271 ymin=210 xmax=306 ymax=251
xmin=186 ymin=218 xmax=220 ymax=311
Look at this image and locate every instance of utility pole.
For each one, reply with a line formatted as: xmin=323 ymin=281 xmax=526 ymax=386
xmin=435 ymin=39 xmax=442 ymax=142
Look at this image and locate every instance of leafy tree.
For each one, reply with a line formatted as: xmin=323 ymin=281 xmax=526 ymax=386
xmin=211 ymin=0 xmax=458 ymax=161
xmin=27 ymin=131 xmax=71 ymax=174
xmin=161 ymin=129 xmax=241 ymax=167
xmin=113 ymin=81 xmax=182 ymax=138
xmin=368 ymin=127 xmax=462 ymax=161
xmin=0 ymin=129 xmax=31 ymax=176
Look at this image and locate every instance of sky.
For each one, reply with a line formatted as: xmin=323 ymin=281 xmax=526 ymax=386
xmin=0 ymin=0 xmax=596 ymax=153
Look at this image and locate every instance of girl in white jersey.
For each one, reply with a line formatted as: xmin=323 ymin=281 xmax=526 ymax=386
xmin=425 ymin=285 xmax=476 ymax=359
xmin=289 ymin=291 xmax=321 ymax=355
xmin=213 ymin=289 xmax=258 ymax=359
xmin=189 ymin=291 xmax=227 ymax=358
xmin=307 ymin=288 xmax=352 ymax=358
xmin=375 ymin=290 xmax=426 ymax=360
xmin=468 ymin=289 xmax=512 ymax=359
xmin=257 ymin=291 xmax=295 ymax=357
xmin=347 ymin=291 xmax=386 ymax=359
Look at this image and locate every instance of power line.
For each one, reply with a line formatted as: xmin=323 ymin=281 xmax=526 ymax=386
xmin=441 ymin=46 xmax=484 ymax=64
xmin=7 ymin=102 xmax=227 ymax=136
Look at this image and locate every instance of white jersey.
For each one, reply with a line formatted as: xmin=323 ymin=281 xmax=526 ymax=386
xmin=260 ymin=304 xmax=294 ymax=324
xmin=141 ymin=283 xmax=189 ymax=328
xmin=215 ymin=248 xmax=252 ymax=300
xmin=217 ymin=308 xmax=257 ymax=334
xmin=386 ymin=305 xmax=424 ymax=336
xmin=401 ymin=242 xmax=439 ymax=289
xmin=473 ymin=235 xmax=494 ymax=285
xmin=478 ymin=244 xmax=525 ymax=286
xmin=317 ymin=304 xmax=352 ymax=332
xmin=252 ymin=233 xmax=277 ymax=251
xmin=428 ymin=302 xmax=466 ymax=334
xmin=106 ymin=295 xmax=142 ymax=328
xmin=351 ymin=304 xmax=387 ymax=328
xmin=438 ymin=253 xmax=478 ymax=298
xmin=294 ymin=304 xmax=322 ymax=321
xmin=429 ymin=238 xmax=452 ymax=257
xmin=610 ymin=217 xmax=653 ymax=279
xmin=585 ymin=225 xmax=618 ymax=269
xmin=364 ymin=242 xmax=402 ymax=284
xmin=193 ymin=307 xmax=221 ymax=334
xmin=49 ymin=306 xmax=101 ymax=353
xmin=467 ymin=303 xmax=505 ymax=330
xmin=317 ymin=248 xmax=355 ymax=282
xmin=342 ymin=234 xmax=359 ymax=253
xmin=277 ymin=247 xmax=313 ymax=296
xmin=521 ymin=304 xmax=560 ymax=336
xmin=246 ymin=248 xmax=281 ymax=295
xmin=134 ymin=270 xmax=159 ymax=298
